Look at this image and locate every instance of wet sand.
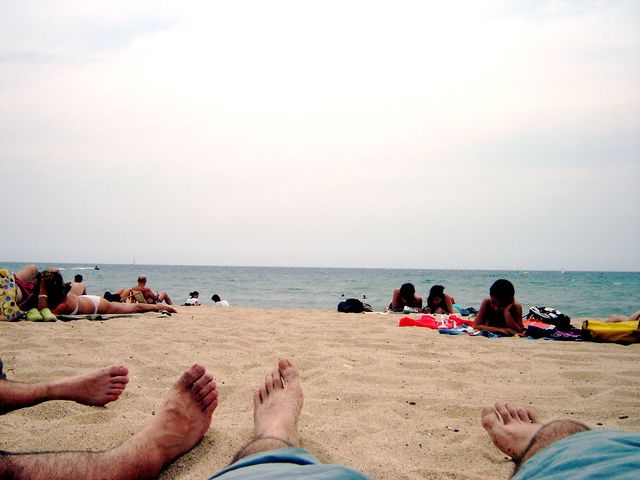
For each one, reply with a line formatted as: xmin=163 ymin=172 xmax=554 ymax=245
xmin=1 ymin=307 xmax=639 ymax=479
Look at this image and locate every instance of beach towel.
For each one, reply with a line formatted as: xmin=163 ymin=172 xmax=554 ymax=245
xmin=0 ymin=269 xmax=23 ymax=321
xmin=581 ymin=319 xmax=640 ymax=345
xmin=398 ymin=315 xmax=476 ymax=330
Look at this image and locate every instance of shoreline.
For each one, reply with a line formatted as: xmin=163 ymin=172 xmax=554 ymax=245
xmin=1 ymin=306 xmax=639 ymax=479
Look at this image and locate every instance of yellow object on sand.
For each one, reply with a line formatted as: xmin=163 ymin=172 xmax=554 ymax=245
xmin=0 ymin=269 xmax=22 ymax=321
xmin=582 ymin=319 xmax=640 ymax=345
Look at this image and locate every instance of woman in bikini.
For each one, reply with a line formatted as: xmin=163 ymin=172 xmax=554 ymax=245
xmin=40 ymin=271 xmax=176 ymax=316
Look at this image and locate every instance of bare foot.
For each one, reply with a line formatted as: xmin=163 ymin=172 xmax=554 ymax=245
xmin=142 ymin=364 xmax=218 ymax=466
xmin=51 ymin=365 xmax=130 ymax=406
xmin=481 ymin=402 xmax=543 ymax=460
xmin=253 ymin=358 xmax=304 ymax=446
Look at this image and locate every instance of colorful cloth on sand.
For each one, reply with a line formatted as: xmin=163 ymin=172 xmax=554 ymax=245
xmin=0 ymin=269 xmax=23 ymax=321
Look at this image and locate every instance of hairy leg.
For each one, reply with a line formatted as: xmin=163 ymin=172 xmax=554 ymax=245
xmin=232 ymin=358 xmax=304 ymax=462
xmin=0 ymin=366 xmax=129 ymax=414
xmin=0 ymin=364 xmax=218 ymax=480
xmin=481 ymin=402 xmax=590 ymax=472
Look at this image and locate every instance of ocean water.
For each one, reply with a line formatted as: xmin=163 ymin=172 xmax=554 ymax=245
xmin=3 ymin=262 xmax=638 ymax=318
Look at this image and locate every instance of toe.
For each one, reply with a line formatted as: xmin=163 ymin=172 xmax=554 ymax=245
xmin=526 ymin=408 xmax=540 ymax=424
xmin=481 ymin=406 xmax=500 ymax=430
xmin=271 ymin=367 xmax=283 ymax=390
xmin=108 ymin=365 xmax=129 ymax=377
xmin=259 ymin=383 xmax=268 ymax=402
xmin=495 ymin=402 xmax=512 ymax=424
xmin=201 ymin=388 xmax=219 ymax=412
xmin=278 ymin=358 xmax=298 ymax=383
xmin=516 ymin=406 xmax=531 ymax=422
xmin=253 ymin=389 xmax=261 ymax=407
xmin=193 ymin=373 xmax=214 ymax=392
xmin=505 ymin=403 xmax=519 ymax=420
xmin=178 ymin=364 xmax=206 ymax=390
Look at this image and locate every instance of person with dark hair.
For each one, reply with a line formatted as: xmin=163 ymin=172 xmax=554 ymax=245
xmin=183 ymin=291 xmax=201 ymax=306
xmin=69 ymin=274 xmax=87 ymax=296
xmin=426 ymin=285 xmax=455 ymax=314
xmin=388 ymin=283 xmax=423 ymax=312
xmin=474 ymin=279 xmax=523 ymax=336
xmin=211 ymin=294 xmax=230 ymax=307
xmin=39 ymin=272 xmax=176 ymax=316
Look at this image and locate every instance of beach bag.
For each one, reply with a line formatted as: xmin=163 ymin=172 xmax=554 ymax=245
xmin=581 ymin=320 xmax=640 ymax=345
xmin=0 ymin=269 xmax=23 ymax=321
xmin=338 ymin=298 xmax=368 ymax=313
xmin=526 ymin=306 xmax=572 ymax=331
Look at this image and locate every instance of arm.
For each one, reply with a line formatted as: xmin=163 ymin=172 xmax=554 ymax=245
xmin=415 ymin=295 xmax=423 ymax=309
xmin=391 ymin=289 xmax=402 ymax=309
xmin=444 ymin=295 xmax=454 ymax=314
xmin=473 ymin=299 xmax=491 ymax=328
xmin=502 ymin=302 xmax=524 ymax=333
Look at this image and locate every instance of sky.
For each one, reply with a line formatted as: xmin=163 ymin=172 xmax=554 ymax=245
xmin=2 ymin=0 xmax=639 ymax=271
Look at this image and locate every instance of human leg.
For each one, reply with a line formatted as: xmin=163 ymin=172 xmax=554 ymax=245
xmin=231 ymin=358 xmax=303 ymax=462
xmin=0 ymin=363 xmax=218 ymax=480
xmin=481 ymin=402 xmax=590 ymax=473
xmin=210 ymin=358 xmax=369 ymax=480
xmin=0 ymin=365 xmax=129 ymax=414
xmin=157 ymin=292 xmax=173 ymax=305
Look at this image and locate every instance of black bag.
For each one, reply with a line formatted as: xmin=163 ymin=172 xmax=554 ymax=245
xmin=338 ymin=298 xmax=365 ymax=313
xmin=526 ymin=306 xmax=572 ymax=332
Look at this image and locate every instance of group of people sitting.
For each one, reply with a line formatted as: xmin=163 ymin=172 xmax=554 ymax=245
xmin=3 ymin=266 xmax=176 ymax=321
xmin=183 ymin=292 xmax=230 ymax=307
xmin=1 ymin=356 xmax=638 ymax=479
xmin=389 ymin=279 xmax=524 ymax=336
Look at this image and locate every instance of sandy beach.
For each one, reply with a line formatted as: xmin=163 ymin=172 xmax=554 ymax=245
xmin=1 ymin=307 xmax=639 ymax=479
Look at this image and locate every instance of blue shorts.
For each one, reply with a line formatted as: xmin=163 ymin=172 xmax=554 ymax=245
xmin=513 ymin=430 xmax=640 ymax=480
xmin=208 ymin=447 xmax=370 ymax=480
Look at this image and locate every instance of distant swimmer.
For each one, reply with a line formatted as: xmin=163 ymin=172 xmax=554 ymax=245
xmin=94 ymin=265 xmax=100 ymax=270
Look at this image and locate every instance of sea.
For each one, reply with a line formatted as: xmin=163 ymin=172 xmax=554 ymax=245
xmin=3 ymin=262 xmax=639 ymax=318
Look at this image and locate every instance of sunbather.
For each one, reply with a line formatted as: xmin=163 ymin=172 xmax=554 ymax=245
xmin=425 ymin=284 xmax=455 ymax=314
xmin=474 ymin=279 xmax=524 ymax=336
xmin=37 ymin=271 xmax=176 ymax=317
xmin=388 ymin=283 xmax=423 ymax=312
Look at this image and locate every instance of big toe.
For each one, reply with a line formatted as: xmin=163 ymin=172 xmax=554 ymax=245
xmin=108 ymin=365 xmax=129 ymax=377
xmin=481 ymin=406 xmax=502 ymax=432
xmin=278 ymin=358 xmax=299 ymax=382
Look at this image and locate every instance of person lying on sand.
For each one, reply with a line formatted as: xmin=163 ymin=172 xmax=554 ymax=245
xmin=0 ymin=358 xmax=128 ymax=415
xmin=2 ymin=357 xmax=638 ymax=479
xmin=474 ymin=279 xmax=524 ymax=336
xmin=37 ymin=271 xmax=176 ymax=319
xmin=608 ymin=309 xmax=640 ymax=323
xmin=388 ymin=282 xmax=423 ymax=312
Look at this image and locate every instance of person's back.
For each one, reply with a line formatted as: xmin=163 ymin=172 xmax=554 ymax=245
xmin=69 ymin=274 xmax=87 ymax=296
xmin=212 ymin=294 xmax=230 ymax=307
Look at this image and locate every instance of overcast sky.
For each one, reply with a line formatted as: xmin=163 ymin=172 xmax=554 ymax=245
xmin=2 ymin=1 xmax=639 ymax=271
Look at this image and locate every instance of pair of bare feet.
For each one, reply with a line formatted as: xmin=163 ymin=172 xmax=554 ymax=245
xmin=5 ymin=359 xmax=571 ymax=479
